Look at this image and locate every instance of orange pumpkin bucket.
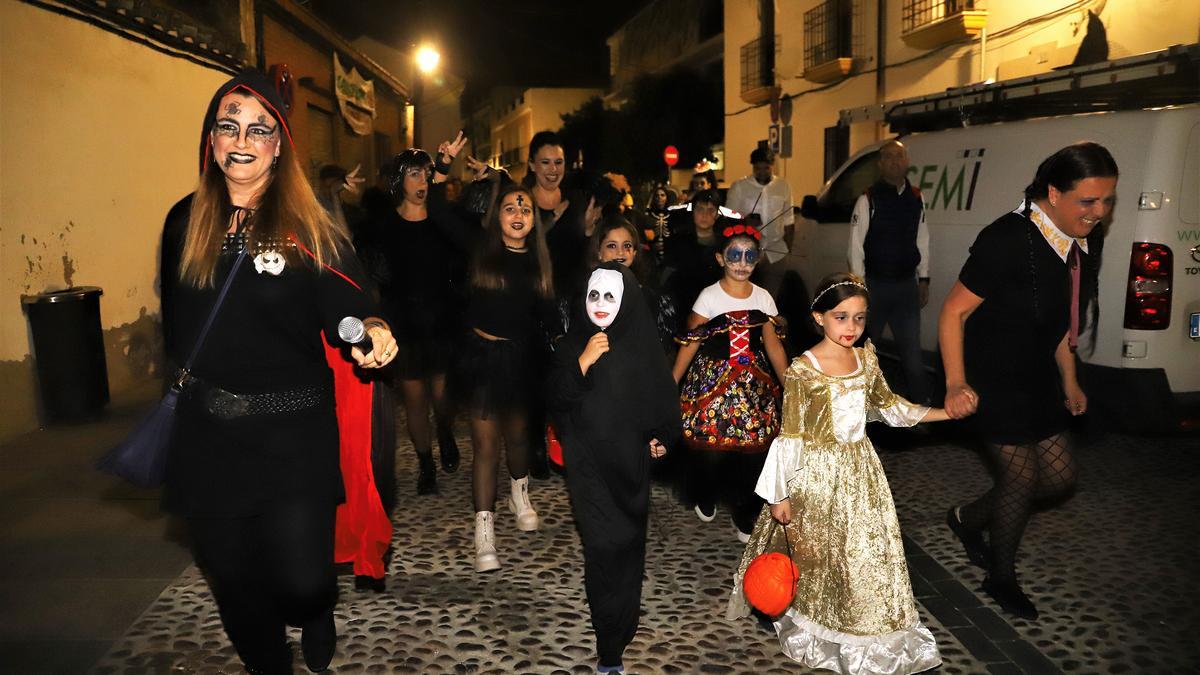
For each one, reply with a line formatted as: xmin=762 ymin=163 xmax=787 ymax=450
xmin=742 ymin=520 xmax=798 ymax=617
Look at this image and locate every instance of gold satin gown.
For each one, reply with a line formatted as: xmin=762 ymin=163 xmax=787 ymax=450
xmin=727 ymin=344 xmax=941 ymax=674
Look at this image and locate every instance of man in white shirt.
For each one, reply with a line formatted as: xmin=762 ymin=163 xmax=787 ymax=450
xmin=726 ymin=148 xmax=793 ymax=295
xmin=847 ymin=140 xmax=931 ymax=404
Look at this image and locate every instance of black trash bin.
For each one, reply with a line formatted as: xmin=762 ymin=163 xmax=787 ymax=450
xmin=21 ymin=286 xmax=110 ymax=422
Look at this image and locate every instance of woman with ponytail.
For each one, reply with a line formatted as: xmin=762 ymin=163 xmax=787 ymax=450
xmin=938 ymin=142 xmax=1117 ymax=620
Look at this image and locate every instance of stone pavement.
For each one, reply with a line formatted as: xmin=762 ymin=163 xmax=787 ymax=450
xmin=4 ymin=391 xmax=1196 ymax=674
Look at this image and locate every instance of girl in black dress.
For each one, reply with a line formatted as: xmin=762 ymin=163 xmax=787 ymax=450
xmin=442 ymin=177 xmax=558 ymax=572
xmin=356 ymin=148 xmax=461 ymax=497
xmin=546 ymin=264 xmax=680 ymax=673
xmin=939 ymin=142 xmax=1117 ymax=619
xmin=161 ymin=69 xmax=396 ymax=674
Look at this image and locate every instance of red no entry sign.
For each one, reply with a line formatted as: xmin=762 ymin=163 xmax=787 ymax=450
xmin=663 ymin=145 xmax=679 ymax=167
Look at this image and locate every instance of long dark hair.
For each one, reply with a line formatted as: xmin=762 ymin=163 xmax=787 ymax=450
xmin=1021 ymin=142 xmax=1117 ymax=351
xmin=522 ymin=130 xmax=564 ymax=189
xmin=472 ymin=183 xmax=554 ymax=299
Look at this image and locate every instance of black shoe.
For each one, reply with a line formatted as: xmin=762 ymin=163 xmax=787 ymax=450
xmin=946 ymin=506 xmax=991 ymax=570
xmin=529 ymin=448 xmax=550 ymax=480
xmin=416 ymin=455 xmax=438 ymax=495
xmin=301 ymin=609 xmax=336 ymax=672
xmin=439 ymin=433 xmax=460 ymax=473
xmin=982 ymin=575 xmax=1039 ymax=620
xmin=354 ymin=574 xmax=386 ymax=593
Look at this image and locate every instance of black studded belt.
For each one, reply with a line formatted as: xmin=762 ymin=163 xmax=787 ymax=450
xmin=181 ymin=373 xmax=330 ymax=420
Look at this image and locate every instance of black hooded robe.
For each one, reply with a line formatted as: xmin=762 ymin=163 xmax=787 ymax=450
xmin=546 ymin=264 xmax=681 ymax=667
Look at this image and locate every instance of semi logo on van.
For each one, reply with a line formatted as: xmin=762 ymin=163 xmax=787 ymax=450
xmin=907 ymin=152 xmax=984 ymax=211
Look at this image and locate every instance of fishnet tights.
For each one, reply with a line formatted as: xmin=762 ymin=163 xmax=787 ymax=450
xmin=959 ymin=434 xmax=1078 ymax=579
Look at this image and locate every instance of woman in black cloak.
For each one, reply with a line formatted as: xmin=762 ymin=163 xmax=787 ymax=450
xmin=546 ymin=263 xmax=681 ymax=673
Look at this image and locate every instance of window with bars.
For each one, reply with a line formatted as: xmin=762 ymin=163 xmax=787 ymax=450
xmin=804 ymin=0 xmax=857 ymax=71
xmin=902 ymin=0 xmax=976 ymax=33
xmin=740 ymin=35 xmax=780 ymax=94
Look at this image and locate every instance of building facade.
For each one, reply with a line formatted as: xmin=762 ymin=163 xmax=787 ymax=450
xmin=723 ymin=0 xmax=1200 ymax=208
xmin=1 ymin=0 xmax=415 ymax=441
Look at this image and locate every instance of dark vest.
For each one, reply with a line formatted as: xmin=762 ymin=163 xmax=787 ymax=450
xmin=863 ymin=180 xmax=923 ymax=279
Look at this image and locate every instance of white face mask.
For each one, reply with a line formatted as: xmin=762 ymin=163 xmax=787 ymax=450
xmin=585 ymin=268 xmax=624 ymax=329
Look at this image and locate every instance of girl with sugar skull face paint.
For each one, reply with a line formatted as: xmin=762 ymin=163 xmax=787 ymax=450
xmin=547 ymin=264 xmax=681 ymax=673
xmin=672 ymin=223 xmax=790 ymax=544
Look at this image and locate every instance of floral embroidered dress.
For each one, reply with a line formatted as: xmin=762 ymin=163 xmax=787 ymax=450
xmin=678 ymin=309 xmax=784 ymax=453
xmin=727 ymin=343 xmax=940 ymax=675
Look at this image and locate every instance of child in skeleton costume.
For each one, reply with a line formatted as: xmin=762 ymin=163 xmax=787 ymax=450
xmin=728 ymin=273 xmax=952 ymax=675
xmin=672 ymin=223 xmax=789 ymax=541
xmin=547 ymin=264 xmax=680 ymax=673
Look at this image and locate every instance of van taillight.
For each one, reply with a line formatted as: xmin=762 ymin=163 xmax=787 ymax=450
xmin=1124 ymin=243 xmax=1172 ymax=330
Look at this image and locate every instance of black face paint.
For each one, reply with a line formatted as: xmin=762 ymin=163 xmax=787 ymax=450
xmin=223 ymin=155 xmax=234 ymax=169
xmin=516 ymin=194 xmax=525 ymax=207
xmin=225 ymin=101 xmax=241 ymax=116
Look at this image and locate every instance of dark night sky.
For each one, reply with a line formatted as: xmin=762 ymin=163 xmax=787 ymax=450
xmin=310 ymin=0 xmax=649 ymax=99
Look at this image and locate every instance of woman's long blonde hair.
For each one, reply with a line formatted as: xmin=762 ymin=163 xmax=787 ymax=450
xmin=179 ymin=102 xmax=346 ymax=287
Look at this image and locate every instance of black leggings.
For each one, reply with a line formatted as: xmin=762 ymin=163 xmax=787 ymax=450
xmin=688 ymin=449 xmax=768 ymax=533
xmin=189 ymin=499 xmax=337 ymax=672
xmin=959 ymin=433 xmax=1078 ymax=579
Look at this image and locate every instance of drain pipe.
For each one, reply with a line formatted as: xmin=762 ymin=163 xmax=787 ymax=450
xmin=979 ymin=27 xmax=988 ymax=82
xmin=876 ymin=0 xmax=887 ymax=141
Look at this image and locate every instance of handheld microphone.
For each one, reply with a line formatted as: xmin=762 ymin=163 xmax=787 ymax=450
xmin=337 ymin=316 xmax=373 ymax=354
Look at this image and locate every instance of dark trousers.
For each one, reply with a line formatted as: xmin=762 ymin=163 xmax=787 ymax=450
xmin=865 ymin=275 xmax=931 ymax=404
xmin=189 ymin=499 xmax=337 ymax=673
xmin=688 ymin=449 xmax=768 ymax=533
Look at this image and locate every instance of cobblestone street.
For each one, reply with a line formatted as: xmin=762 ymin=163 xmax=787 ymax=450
xmin=84 ymin=409 xmax=1198 ymax=674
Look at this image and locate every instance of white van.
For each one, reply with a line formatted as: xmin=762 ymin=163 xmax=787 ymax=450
xmin=792 ymin=104 xmax=1200 ymax=432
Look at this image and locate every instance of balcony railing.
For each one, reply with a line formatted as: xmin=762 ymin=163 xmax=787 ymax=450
xmin=901 ymin=0 xmax=987 ymax=49
xmin=740 ymin=35 xmax=779 ymax=103
xmin=803 ymin=0 xmax=855 ymax=82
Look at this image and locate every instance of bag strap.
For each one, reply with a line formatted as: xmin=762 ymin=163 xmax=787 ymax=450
xmin=177 ymin=247 xmax=247 ymax=383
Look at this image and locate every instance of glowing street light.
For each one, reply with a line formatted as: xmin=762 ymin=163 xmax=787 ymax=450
xmin=416 ymin=46 xmax=440 ymax=75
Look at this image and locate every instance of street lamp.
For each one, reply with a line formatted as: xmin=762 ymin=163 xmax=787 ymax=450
xmin=416 ymin=45 xmax=440 ymax=75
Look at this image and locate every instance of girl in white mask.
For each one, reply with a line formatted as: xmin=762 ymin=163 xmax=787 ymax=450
xmin=546 ymin=264 xmax=680 ymax=673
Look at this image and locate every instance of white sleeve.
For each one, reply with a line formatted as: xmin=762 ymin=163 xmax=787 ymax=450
xmin=726 ymin=180 xmax=749 ymax=216
xmin=848 ymin=194 xmax=870 ymax=278
xmin=758 ymin=286 xmax=779 ymax=315
xmin=691 ymin=285 xmax=715 ymax=318
xmin=777 ymin=180 xmax=794 ymax=227
xmin=916 ymin=199 xmax=930 ymax=279
xmin=755 ymin=436 xmax=803 ymax=504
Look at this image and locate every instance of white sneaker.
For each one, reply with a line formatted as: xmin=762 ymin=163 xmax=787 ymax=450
xmin=508 ymin=476 xmax=540 ymax=531
xmin=474 ymin=511 xmax=500 ymax=572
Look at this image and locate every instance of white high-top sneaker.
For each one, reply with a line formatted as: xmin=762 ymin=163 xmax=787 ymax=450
xmin=507 ymin=476 xmax=540 ymax=531
xmin=474 ymin=511 xmax=500 ymax=572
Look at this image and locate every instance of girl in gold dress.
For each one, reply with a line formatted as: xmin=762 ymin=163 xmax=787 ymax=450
xmin=728 ymin=273 xmax=960 ymax=674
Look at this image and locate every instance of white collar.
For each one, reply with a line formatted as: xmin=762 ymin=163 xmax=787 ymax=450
xmin=1014 ymin=200 xmax=1089 ymax=262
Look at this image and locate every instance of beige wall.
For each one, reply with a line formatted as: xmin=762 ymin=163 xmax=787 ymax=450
xmin=724 ymin=0 xmax=1200 ymax=203
xmin=0 ymin=2 xmax=230 ymax=441
xmin=489 ymin=87 xmax=603 ymax=181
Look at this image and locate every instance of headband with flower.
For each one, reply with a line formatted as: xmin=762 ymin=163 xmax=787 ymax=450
xmin=721 ymin=223 xmax=763 ymax=241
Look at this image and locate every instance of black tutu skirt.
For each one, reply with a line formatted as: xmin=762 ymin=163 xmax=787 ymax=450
xmin=455 ymin=331 xmax=542 ymax=419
